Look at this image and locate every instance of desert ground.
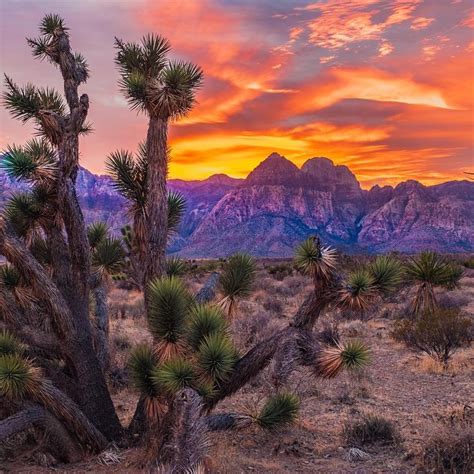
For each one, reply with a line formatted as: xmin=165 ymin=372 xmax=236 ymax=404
xmin=2 ymin=258 xmax=473 ymax=473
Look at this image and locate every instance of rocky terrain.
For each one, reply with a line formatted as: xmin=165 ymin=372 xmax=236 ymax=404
xmin=1 ymin=152 xmax=473 ymax=255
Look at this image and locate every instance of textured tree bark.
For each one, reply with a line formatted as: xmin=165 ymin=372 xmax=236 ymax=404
xmin=93 ymin=285 xmax=110 ymax=372
xmin=144 ymin=117 xmax=169 ymax=290
xmin=206 ymin=291 xmax=329 ymax=409
xmin=0 ymin=404 xmax=82 ymax=463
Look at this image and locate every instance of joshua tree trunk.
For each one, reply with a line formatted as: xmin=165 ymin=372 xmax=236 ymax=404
xmin=0 ymin=404 xmax=82 ymax=463
xmin=144 ymin=117 xmax=169 ymax=289
xmin=93 ymin=285 xmax=110 ymax=372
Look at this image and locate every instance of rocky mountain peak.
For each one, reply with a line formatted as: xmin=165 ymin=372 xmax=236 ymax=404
xmin=244 ymin=152 xmax=302 ymax=186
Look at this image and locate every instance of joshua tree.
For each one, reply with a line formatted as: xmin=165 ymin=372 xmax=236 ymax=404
xmin=114 ymin=34 xmax=203 ymax=287
xmin=405 ymin=251 xmax=463 ymax=316
xmin=0 ymin=14 xmax=121 ymax=438
xmin=1 ymin=15 xmax=402 ymax=470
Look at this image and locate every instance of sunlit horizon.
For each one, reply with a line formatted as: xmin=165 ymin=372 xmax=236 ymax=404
xmin=1 ymin=0 xmax=473 ymax=188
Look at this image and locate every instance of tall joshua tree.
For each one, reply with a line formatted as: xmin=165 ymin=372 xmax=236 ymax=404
xmin=1 ymin=14 xmax=120 ymax=438
xmin=114 ymin=34 xmax=203 ymax=288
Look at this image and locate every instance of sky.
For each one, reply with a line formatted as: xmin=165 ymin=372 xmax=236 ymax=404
xmin=0 ymin=0 xmax=473 ymax=188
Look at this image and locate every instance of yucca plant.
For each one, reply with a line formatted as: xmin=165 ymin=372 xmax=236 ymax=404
xmin=338 ymin=269 xmax=377 ymax=313
xmin=187 ymin=304 xmax=229 ymax=351
xmin=0 ymin=329 xmax=24 ymax=356
xmin=114 ymin=33 xmax=203 ymax=285
xmin=294 ymin=236 xmax=337 ymax=287
xmin=368 ymin=255 xmax=404 ymax=295
xmin=0 ymin=263 xmax=36 ymax=308
xmin=148 ymin=276 xmax=191 ymax=360
xmin=314 ymin=340 xmax=370 ymax=379
xmin=218 ymin=253 xmax=256 ymax=318
xmin=87 ymin=222 xmax=109 ymax=251
xmin=405 ymin=252 xmax=463 ymax=315
xmin=166 ymin=256 xmax=187 ymax=277
xmin=197 ymin=333 xmax=237 ymax=383
xmin=152 ymin=357 xmax=195 ymax=394
xmin=256 ymin=393 xmax=300 ymax=429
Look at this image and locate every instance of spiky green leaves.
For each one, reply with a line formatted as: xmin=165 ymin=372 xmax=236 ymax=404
xmin=294 ymin=237 xmax=337 ymax=285
xmin=219 ymin=253 xmax=256 ymax=317
xmin=0 ymin=354 xmax=34 ymax=399
xmin=87 ymin=222 xmax=109 ymax=250
xmin=368 ymin=255 xmax=403 ymax=295
xmin=115 ymin=34 xmax=203 ymax=119
xmin=405 ymin=252 xmax=463 ymax=315
xmin=91 ymin=237 xmax=125 ymax=278
xmin=128 ymin=344 xmax=159 ymax=398
xmin=197 ymin=333 xmax=237 ymax=382
xmin=338 ymin=269 xmax=377 ymax=312
xmin=406 ymin=252 xmax=461 ymax=287
xmin=314 ymin=340 xmax=370 ymax=378
xmin=106 ymin=149 xmax=147 ymax=210
xmin=0 ymin=330 xmax=23 ymax=356
xmin=187 ymin=304 xmax=228 ymax=350
xmin=168 ymin=191 xmax=186 ymax=233
xmin=166 ymin=256 xmax=187 ymax=277
xmin=148 ymin=276 xmax=191 ymax=345
xmin=257 ymin=393 xmax=299 ymax=429
xmin=2 ymin=139 xmax=57 ymax=185
xmin=0 ymin=264 xmax=35 ymax=307
xmin=2 ymin=75 xmax=66 ymax=124
xmin=152 ymin=358 xmax=194 ymax=394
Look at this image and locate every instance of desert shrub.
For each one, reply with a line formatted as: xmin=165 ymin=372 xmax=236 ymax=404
xmin=392 ymin=308 xmax=472 ymax=367
xmin=463 ymin=257 xmax=474 ymax=269
xmin=343 ymin=413 xmax=399 ymax=447
xmin=113 ymin=334 xmax=131 ymax=351
xmin=420 ymin=430 xmax=472 ymax=473
xmin=267 ymin=263 xmax=293 ymax=280
xmin=262 ymin=296 xmax=284 ymax=315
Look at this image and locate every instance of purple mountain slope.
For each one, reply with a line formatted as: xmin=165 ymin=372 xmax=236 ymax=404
xmin=1 ymin=153 xmax=473 ymax=255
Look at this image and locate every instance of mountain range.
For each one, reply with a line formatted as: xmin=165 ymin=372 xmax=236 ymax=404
xmin=1 ymin=152 xmax=473 ymax=256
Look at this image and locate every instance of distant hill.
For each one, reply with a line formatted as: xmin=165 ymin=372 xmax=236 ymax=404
xmin=1 ymin=153 xmax=473 ymax=256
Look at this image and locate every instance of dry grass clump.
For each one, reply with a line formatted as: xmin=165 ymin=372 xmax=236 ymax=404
xmin=109 ymin=289 xmax=145 ymax=320
xmin=419 ymin=430 xmax=472 ymax=473
xmin=343 ymin=413 xmax=399 ymax=447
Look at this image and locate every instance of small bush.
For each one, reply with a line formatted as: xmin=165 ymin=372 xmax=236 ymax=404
xmin=267 ymin=263 xmax=293 ymax=281
xmin=392 ymin=308 xmax=472 ymax=367
xmin=463 ymin=257 xmax=474 ymax=269
xmin=420 ymin=430 xmax=472 ymax=473
xmin=343 ymin=413 xmax=399 ymax=447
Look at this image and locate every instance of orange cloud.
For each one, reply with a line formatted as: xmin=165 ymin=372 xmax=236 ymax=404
xmin=302 ymin=0 xmax=421 ymax=49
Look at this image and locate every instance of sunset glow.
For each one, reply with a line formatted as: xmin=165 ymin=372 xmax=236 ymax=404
xmin=1 ymin=0 xmax=473 ymax=187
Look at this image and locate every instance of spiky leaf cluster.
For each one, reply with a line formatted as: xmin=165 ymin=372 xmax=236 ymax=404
xmin=128 ymin=344 xmax=159 ymax=398
xmin=197 ymin=333 xmax=237 ymax=382
xmin=2 ymin=139 xmax=57 ymax=185
xmin=368 ymin=255 xmax=404 ymax=294
xmin=0 ymin=354 xmax=34 ymax=399
xmin=338 ymin=269 xmax=377 ymax=312
xmin=219 ymin=253 xmax=256 ymax=316
xmin=166 ymin=256 xmax=187 ymax=277
xmin=314 ymin=340 xmax=370 ymax=378
xmin=187 ymin=304 xmax=229 ymax=351
xmin=294 ymin=237 xmax=337 ymax=284
xmin=115 ymin=35 xmax=203 ymax=119
xmin=91 ymin=237 xmax=126 ymax=278
xmin=257 ymin=393 xmax=300 ymax=429
xmin=406 ymin=252 xmax=462 ymax=288
xmin=0 ymin=330 xmax=23 ymax=356
xmin=87 ymin=222 xmax=109 ymax=250
xmin=148 ymin=276 xmax=191 ymax=344
xmin=152 ymin=358 xmax=195 ymax=394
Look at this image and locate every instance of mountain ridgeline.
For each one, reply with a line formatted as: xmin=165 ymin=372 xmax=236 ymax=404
xmin=1 ymin=152 xmax=473 ymax=256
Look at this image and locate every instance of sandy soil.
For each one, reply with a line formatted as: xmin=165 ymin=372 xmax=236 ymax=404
xmin=2 ymin=266 xmax=473 ymax=473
